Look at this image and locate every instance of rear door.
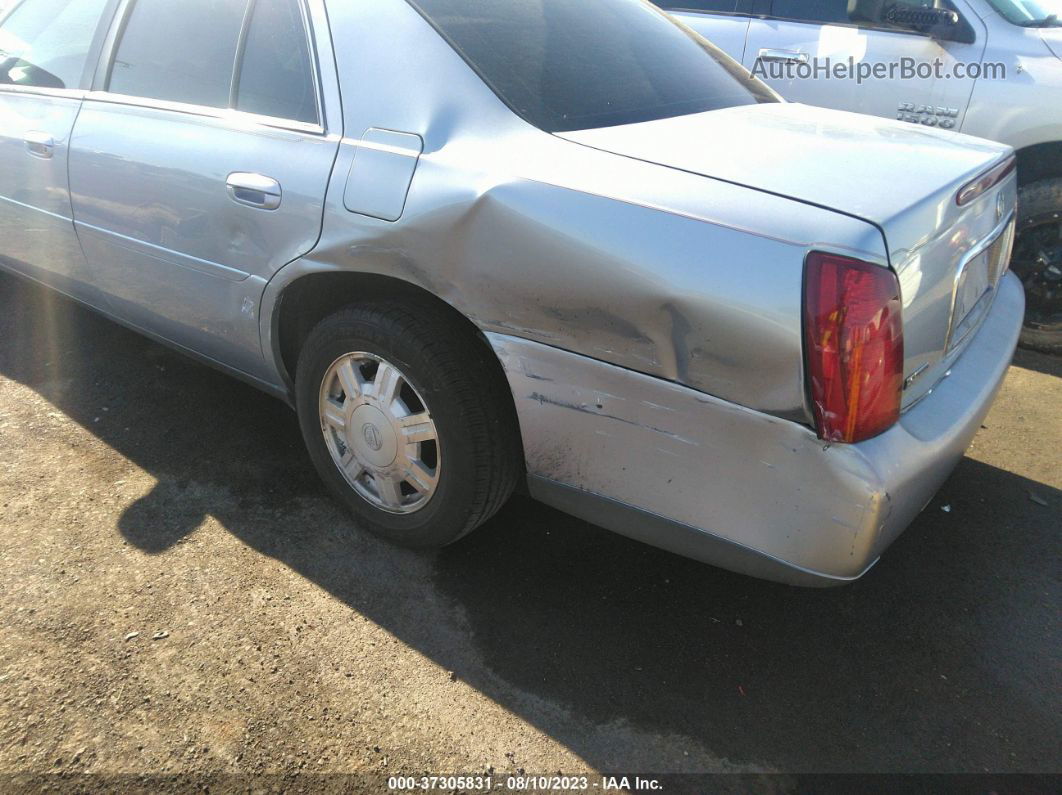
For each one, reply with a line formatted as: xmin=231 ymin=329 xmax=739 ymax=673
xmin=651 ymin=1 xmax=757 ymax=61
xmin=0 ymin=0 xmax=114 ymax=296
xmin=68 ymin=0 xmax=340 ymax=380
xmin=743 ymin=0 xmax=985 ymax=127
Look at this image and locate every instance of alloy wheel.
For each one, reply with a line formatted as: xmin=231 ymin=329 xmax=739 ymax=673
xmin=319 ymin=352 xmax=440 ymax=514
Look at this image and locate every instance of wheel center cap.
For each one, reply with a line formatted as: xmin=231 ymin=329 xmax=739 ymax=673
xmin=348 ymin=404 xmax=398 ymax=468
xmin=362 ymin=423 xmax=383 ymax=451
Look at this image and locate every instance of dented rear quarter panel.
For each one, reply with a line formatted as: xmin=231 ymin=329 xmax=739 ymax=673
xmin=265 ymin=0 xmax=889 ymax=423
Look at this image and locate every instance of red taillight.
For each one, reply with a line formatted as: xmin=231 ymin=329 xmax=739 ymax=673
xmin=804 ymin=252 xmax=904 ymax=444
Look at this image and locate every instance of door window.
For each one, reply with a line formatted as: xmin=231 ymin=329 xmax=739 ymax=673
xmin=108 ymin=0 xmax=247 ymax=108
xmin=768 ymin=0 xmax=850 ymax=25
xmin=0 ymin=0 xmax=110 ymax=89
xmin=652 ymin=1 xmax=753 ymax=12
xmin=769 ymin=0 xmax=972 ymax=34
xmin=235 ymin=0 xmax=317 ymax=123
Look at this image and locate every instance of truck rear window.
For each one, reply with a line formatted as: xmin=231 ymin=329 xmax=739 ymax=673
xmin=406 ymin=0 xmax=778 ymax=133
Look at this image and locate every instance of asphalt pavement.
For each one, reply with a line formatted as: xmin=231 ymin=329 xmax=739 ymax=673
xmin=0 ymin=269 xmax=1058 ymax=787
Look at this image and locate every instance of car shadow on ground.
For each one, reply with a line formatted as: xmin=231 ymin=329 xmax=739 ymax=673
xmin=1 ymin=270 xmax=1058 ymax=774
xmin=1013 ymin=347 xmax=1062 ymax=378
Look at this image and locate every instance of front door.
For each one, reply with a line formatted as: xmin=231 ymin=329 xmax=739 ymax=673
xmin=0 ymin=0 xmax=113 ymax=296
xmin=743 ymin=0 xmax=987 ymax=129
xmin=68 ymin=0 xmax=339 ymax=380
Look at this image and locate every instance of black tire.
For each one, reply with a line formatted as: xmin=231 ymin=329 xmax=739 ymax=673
xmin=1014 ymin=178 xmax=1062 ymax=354
xmin=295 ymin=300 xmax=522 ymax=548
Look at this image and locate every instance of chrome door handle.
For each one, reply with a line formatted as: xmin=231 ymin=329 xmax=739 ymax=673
xmin=24 ymin=131 xmax=55 ymax=159
xmin=226 ymin=172 xmax=282 ymax=210
xmin=757 ymin=49 xmax=809 ymax=64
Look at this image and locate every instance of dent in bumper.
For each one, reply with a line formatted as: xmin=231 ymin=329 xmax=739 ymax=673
xmin=487 ymin=272 xmax=1024 ymax=585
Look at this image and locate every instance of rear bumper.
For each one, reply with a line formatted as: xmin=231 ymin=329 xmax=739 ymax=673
xmin=488 ymin=271 xmax=1024 ymax=586
xmin=848 ymin=270 xmax=1025 ymax=564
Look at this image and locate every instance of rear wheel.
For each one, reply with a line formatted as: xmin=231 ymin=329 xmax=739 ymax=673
xmin=295 ymin=300 xmax=521 ymax=548
xmin=1013 ymin=178 xmax=1062 ymax=354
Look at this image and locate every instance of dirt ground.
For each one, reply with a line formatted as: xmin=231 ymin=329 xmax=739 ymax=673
xmin=0 ymin=270 xmax=1059 ymax=790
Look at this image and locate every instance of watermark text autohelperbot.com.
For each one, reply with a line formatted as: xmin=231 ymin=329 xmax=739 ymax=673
xmin=752 ymin=56 xmax=1007 ymax=84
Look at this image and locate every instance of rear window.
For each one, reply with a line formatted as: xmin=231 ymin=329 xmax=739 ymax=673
xmin=406 ymin=0 xmax=777 ymax=133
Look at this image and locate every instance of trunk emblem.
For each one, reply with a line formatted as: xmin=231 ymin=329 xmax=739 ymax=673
xmin=997 ymin=192 xmax=1006 ymax=223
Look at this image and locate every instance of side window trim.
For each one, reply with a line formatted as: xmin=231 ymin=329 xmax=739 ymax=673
xmin=229 ymin=0 xmax=258 ymax=110
xmin=78 ymin=0 xmax=123 ymax=90
xmin=82 ymin=89 xmax=327 ymax=134
xmin=91 ymin=0 xmax=134 ymax=92
xmin=90 ymin=0 xmax=324 ymax=132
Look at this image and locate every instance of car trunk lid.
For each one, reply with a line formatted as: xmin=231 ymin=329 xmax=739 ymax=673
xmin=558 ymin=102 xmax=1017 ymax=410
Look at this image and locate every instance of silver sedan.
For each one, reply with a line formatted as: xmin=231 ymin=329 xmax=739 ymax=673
xmin=0 ymin=0 xmax=1023 ymax=584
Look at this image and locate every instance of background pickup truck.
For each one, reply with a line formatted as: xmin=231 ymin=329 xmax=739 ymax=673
xmin=657 ymin=0 xmax=1062 ymax=353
